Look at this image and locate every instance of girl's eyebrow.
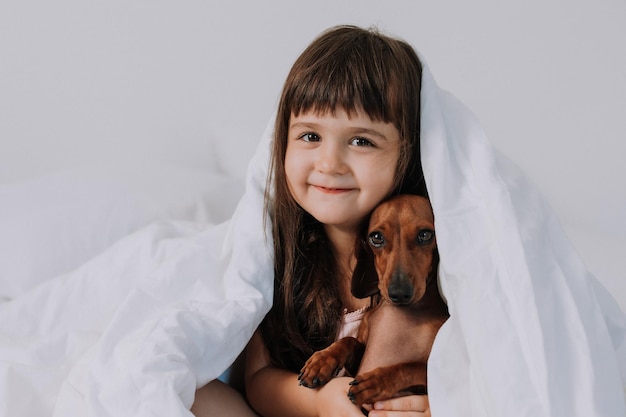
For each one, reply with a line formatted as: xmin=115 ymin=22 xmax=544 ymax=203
xmin=289 ymin=121 xmax=319 ymax=131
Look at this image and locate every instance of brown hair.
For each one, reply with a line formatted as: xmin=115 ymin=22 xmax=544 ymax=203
xmin=261 ymin=25 xmax=426 ymax=372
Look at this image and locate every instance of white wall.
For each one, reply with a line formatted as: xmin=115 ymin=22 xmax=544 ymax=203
xmin=1 ymin=0 xmax=624 ymax=308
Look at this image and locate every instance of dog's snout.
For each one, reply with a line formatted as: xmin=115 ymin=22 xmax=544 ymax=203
xmin=387 ymin=274 xmax=414 ymax=305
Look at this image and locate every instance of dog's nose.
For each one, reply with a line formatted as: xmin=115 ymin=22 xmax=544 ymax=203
xmin=388 ymin=279 xmax=414 ymax=305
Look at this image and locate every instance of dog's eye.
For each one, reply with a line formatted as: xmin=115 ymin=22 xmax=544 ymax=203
xmin=368 ymin=231 xmax=385 ymax=248
xmin=416 ymin=229 xmax=434 ymax=245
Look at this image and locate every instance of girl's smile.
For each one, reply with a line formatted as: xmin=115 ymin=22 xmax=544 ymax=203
xmin=285 ymin=108 xmax=401 ymax=235
xmin=312 ymin=185 xmax=354 ymax=194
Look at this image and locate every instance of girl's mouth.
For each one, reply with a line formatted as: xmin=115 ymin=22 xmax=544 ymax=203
xmin=313 ymin=185 xmax=353 ymax=194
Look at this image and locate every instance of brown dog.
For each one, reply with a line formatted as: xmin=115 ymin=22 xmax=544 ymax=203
xmin=298 ymin=194 xmax=449 ymax=406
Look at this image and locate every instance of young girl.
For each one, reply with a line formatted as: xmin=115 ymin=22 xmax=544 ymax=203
xmin=192 ymin=25 xmax=432 ymax=417
xmin=244 ymin=25 xmax=431 ymax=417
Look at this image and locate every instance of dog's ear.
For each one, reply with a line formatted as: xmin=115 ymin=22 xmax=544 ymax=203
xmin=429 ymin=247 xmax=440 ymax=278
xmin=426 ymin=246 xmax=441 ymax=287
xmin=351 ymin=239 xmax=380 ymax=298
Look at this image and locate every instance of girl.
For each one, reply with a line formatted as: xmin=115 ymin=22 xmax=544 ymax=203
xmin=244 ymin=25 xmax=431 ymax=417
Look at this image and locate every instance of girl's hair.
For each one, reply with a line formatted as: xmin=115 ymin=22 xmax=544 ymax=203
xmin=261 ymin=25 xmax=426 ymax=372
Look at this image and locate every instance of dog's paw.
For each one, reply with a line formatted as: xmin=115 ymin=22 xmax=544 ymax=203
xmin=348 ymin=362 xmax=428 ymax=405
xmin=298 ymin=349 xmax=344 ymax=388
xmin=347 ymin=370 xmax=394 ymax=405
xmin=299 ymin=337 xmax=361 ymax=389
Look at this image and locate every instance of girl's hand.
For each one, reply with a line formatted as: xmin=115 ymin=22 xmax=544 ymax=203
xmin=315 ymin=377 xmax=368 ymax=417
xmin=365 ymin=395 xmax=430 ymax=417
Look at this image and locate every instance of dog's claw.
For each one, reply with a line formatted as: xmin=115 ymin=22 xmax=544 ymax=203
xmin=300 ymin=379 xmax=315 ymax=388
xmin=299 ymin=377 xmax=324 ymax=389
xmin=349 ymin=379 xmax=359 ymax=386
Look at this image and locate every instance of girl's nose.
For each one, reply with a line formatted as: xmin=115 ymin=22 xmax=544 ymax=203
xmin=315 ymin=142 xmax=348 ymax=175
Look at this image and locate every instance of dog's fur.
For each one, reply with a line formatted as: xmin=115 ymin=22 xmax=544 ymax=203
xmin=298 ymin=195 xmax=449 ymax=406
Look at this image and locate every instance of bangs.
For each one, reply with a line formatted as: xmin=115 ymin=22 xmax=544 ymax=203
xmin=284 ymin=28 xmax=405 ymax=125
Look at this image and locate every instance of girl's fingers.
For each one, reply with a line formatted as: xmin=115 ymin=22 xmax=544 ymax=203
xmin=375 ymin=395 xmax=427 ymax=411
xmin=368 ymin=411 xmax=429 ymax=417
xmin=367 ymin=395 xmax=430 ymax=417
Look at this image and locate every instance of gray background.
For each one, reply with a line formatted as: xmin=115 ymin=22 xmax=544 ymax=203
xmin=1 ymin=0 xmax=624 ymax=308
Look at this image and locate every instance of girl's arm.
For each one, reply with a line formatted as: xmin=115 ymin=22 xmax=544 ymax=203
xmin=245 ymin=330 xmax=366 ymax=417
xmin=245 ymin=330 xmax=431 ymax=417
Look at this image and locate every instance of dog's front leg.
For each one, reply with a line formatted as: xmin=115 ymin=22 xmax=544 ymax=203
xmin=299 ymin=337 xmax=365 ymax=388
xmin=347 ymin=361 xmax=427 ymax=405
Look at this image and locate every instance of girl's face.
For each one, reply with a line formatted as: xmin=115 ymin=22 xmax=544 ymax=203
xmin=285 ymin=108 xmax=401 ymax=235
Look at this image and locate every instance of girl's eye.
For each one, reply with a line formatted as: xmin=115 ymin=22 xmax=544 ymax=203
xmin=368 ymin=231 xmax=385 ymax=248
xmin=299 ymin=132 xmax=320 ymax=142
xmin=350 ymin=137 xmax=375 ymax=147
xmin=416 ymin=229 xmax=434 ymax=245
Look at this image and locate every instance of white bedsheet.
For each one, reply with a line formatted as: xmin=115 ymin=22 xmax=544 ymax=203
xmin=0 ymin=60 xmax=624 ymax=416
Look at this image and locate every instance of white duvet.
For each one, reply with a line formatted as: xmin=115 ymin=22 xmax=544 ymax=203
xmin=0 ymin=61 xmax=624 ymax=417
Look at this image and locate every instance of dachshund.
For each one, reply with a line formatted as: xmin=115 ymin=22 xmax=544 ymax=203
xmin=298 ymin=194 xmax=449 ymax=407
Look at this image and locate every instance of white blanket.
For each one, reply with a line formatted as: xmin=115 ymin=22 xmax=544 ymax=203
xmin=418 ymin=65 xmax=626 ymax=416
xmin=0 ymin=62 xmax=624 ymax=416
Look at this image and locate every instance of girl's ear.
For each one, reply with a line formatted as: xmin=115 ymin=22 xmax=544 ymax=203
xmin=351 ymin=240 xmax=380 ymax=298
